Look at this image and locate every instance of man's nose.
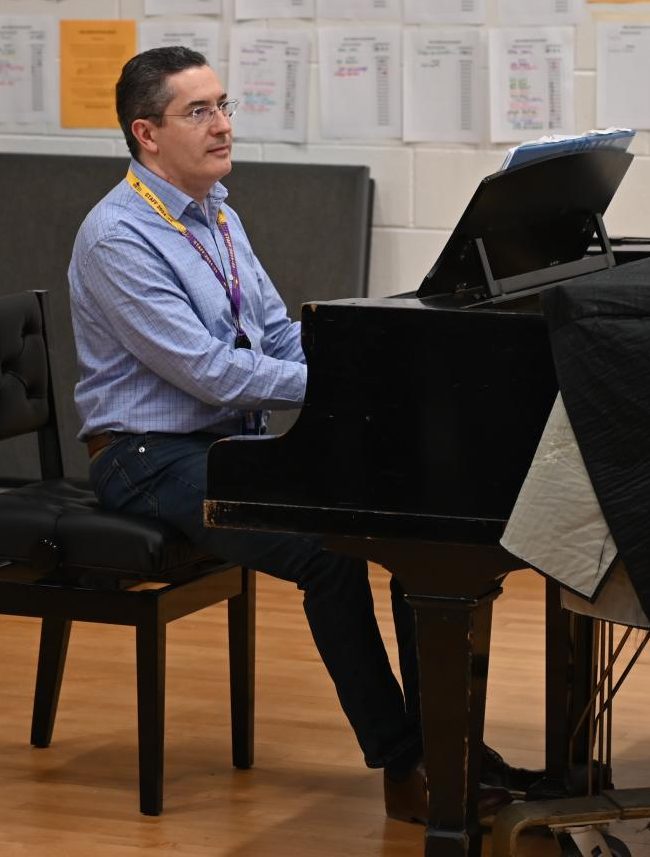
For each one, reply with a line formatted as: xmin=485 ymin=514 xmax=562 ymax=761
xmin=209 ymin=108 xmax=231 ymax=131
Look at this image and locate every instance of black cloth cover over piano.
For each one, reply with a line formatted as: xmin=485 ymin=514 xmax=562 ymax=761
xmin=543 ymin=256 xmax=650 ymax=620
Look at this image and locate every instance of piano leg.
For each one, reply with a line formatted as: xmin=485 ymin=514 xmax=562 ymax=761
xmin=320 ymin=538 xmax=518 ymax=857
xmin=538 ymin=579 xmax=612 ymax=798
xmin=407 ymin=587 xmax=501 ymax=857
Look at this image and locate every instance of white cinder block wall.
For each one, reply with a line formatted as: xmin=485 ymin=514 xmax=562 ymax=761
xmin=2 ymin=0 xmax=650 ymax=299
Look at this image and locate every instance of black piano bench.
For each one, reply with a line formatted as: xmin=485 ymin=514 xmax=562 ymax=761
xmin=0 ymin=290 xmax=255 ymax=815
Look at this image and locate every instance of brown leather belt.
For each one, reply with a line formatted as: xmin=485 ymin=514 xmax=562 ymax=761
xmin=87 ymin=430 xmax=230 ymax=459
xmin=86 ymin=432 xmax=118 ymax=459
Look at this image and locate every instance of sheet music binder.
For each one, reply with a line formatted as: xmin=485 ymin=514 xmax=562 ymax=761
xmin=418 ymin=148 xmax=633 ymax=301
xmin=501 ymin=128 xmax=634 ymax=171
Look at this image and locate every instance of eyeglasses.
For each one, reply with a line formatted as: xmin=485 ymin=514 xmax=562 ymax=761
xmin=156 ymin=100 xmax=239 ymax=126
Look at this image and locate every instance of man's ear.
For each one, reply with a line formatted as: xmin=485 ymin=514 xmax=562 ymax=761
xmin=131 ymin=118 xmax=160 ymax=155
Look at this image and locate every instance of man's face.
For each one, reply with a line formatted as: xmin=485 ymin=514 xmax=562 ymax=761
xmin=146 ymin=64 xmax=233 ymax=198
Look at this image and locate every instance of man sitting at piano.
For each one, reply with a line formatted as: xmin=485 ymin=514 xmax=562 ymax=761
xmin=68 ymin=45 xmax=530 ymax=824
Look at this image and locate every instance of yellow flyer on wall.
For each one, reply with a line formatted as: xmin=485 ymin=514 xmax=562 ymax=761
xmin=60 ymin=20 xmax=136 ymax=129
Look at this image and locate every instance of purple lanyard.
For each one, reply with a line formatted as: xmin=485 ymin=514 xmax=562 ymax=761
xmin=186 ymin=212 xmax=260 ymax=432
xmin=125 ymin=169 xmax=250 ymax=349
xmin=126 ymin=170 xmax=260 ymax=433
xmin=182 ymin=211 xmax=251 ymax=349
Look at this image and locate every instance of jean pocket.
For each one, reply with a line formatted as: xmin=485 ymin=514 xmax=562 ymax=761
xmin=90 ymin=453 xmax=120 ymax=505
xmin=90 ymin=443 xmax=159 ymax=517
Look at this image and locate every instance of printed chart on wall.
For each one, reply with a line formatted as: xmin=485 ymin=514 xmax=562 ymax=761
xmin=403 ymin=27 xmax=482 ymax=143
xmin=228 ymin=27 xmax=310 ymax=142
xmin=597 ymin=22 xmax=650 ymax=129
xmin=235 ymin=0 xmax=315 ymax=19
xmin=316 ymin=0 xmax=401 ymax=19
xmin=138 ymin=19 xmax=220 ymax=70
xmin=318 ymin=26 xmax=401 ymax=139
xmin=489 ymin=26 xmax=575 ymax=142
xmin=144 ymin=0 xmax=221 ymax=14
xmin=497 ymin=0 xmax=584 ymax=24
xmin=403 ymin=0 xmax=486 ymax=25
xmin=0 ymin=15 xmax=56 ymax=125
xmin=60 ymin=20 xmax=137 ymax=129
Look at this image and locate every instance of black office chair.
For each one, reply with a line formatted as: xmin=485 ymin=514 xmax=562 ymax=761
xmin=0 ymin=289 xmax=254 ymax=815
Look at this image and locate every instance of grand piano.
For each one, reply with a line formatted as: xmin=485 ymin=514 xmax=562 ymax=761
xmin=204 ymin=148 xmax=635 ymax=857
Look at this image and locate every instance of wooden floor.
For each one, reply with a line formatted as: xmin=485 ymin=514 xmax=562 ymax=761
xmin=1 ymin=567 xmax=649 ymax=856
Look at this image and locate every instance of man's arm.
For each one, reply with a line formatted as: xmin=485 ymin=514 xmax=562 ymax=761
xmin=255 ymin=256 xmax=305 ymax=365
xmin=76 ymin=230 xmax=307 ymax=411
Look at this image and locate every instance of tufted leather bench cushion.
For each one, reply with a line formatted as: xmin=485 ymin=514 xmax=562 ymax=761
xmin=0 ymin=478 xmax=204 ymax=580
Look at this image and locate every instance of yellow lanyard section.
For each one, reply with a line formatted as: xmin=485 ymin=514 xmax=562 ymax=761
xmin=126 ymin=169 xmax=189 ymax=235
xmin=125 ymin=168 xmax=250 ymax=351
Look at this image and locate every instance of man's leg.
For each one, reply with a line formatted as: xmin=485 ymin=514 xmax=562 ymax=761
xmin=89 ymin=431 xmax=420 ymax=770
xmin=390 ymin=576 xmax=421 ymax=738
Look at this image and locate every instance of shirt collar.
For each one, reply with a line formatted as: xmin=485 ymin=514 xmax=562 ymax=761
xmin=129 ymin=159 xmax=229 ymax=222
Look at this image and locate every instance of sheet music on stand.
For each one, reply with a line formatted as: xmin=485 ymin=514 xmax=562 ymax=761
xmin=500 ymin=127 xmax=635 ymax=171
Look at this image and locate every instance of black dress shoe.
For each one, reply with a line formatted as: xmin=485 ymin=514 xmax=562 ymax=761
xmin=384 ymin=762 xmax=428 ymax=824
xmin=476 ymin=784 xmax=514 ymax=827
xmin=384 ymin=764 xmax=513 ymax=826
xmin=480 ymin=743 xmax=544 ymax=794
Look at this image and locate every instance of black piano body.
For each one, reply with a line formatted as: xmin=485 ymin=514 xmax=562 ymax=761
xmin=204 ymin=150 xmax=641 ymax=857
xmin=204 ymin=291 xmax=559 ymax=857
xmin=206 ymin=290 xmax=556 ymax=538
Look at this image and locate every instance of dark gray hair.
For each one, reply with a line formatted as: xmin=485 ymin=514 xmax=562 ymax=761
xmin=116 ymin=46 xmax=208 ymax=158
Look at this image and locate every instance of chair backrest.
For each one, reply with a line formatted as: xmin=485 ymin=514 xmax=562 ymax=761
xmin=0 ymin=154 xmax=373 ymax=482
xmin=222 ymin=162 xmax=373 ymax=320
xmin=0 ymin=291 xmax=63 ymax=481
xmin=0 ymin=291 xmax=49 ymax=439
xmin=0 ymin=156 xmax=127 ymax=483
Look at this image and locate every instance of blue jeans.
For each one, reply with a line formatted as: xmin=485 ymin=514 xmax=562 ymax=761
xmin=89 ymin=431 xmax=422 ymax=769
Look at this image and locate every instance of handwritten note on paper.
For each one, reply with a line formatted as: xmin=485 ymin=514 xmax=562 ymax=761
xmin=144 ymin=0 xmax=222 ymax=15
xmin=403 ymin=28 xmax=482 ymax=143
xmin=597 ymin=22 xmax=650 ymax=129
xmin=403 ymin=0 xmax=486 ymax=25
xmin=316 ymin=0 xmax=401 ymax=19
xmin=235 ymin=0 xmax=315 ymax=20
xmin=497 ymin=0 xmax=585 ymax=25
xmin=318 ymin=26 xmax=401 ymax=139
xmin=489 ymin=27 xmax=575 ymax=142
xmin=60 ymin=20 xmax=137 ymax=129
xmin=0 ymin=16 xmax=56 ymax=124
xmin=228 ymin=28 xmax=310 ymax=142
xmin=138 ymin=20 xmax=220 ymax=69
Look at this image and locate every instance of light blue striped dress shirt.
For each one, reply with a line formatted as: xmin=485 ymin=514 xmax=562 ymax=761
xmin=69 ymin=159 xmax=307 ymax=439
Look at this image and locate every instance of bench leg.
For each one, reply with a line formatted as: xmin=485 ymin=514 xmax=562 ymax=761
xmin=136 ymin=612 xmax=166 ymax=815
xmin=31 ymin=618 xmax=72 ymax=747
xmin=228 ymin=567 xmax=255 ymax=769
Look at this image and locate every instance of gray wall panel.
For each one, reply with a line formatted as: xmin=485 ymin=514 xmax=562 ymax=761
xmin=0 ymin=155 xmax=372 ymax=480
